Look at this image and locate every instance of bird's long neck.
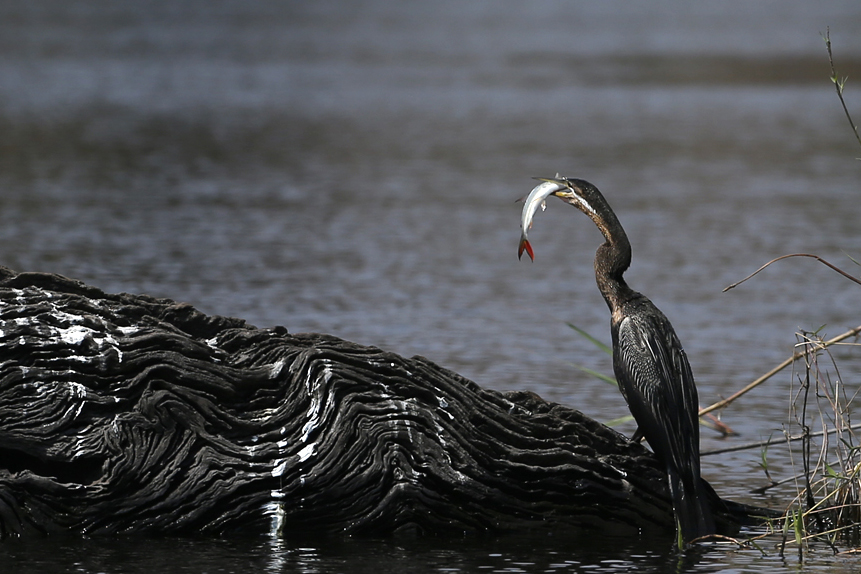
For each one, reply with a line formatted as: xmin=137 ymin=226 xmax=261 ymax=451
xmin=589 ymin=210 xmax=635 ymax=314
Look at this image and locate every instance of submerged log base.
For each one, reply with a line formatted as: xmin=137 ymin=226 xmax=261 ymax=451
xmin=0 ymin=267 xmax=758 ymax=538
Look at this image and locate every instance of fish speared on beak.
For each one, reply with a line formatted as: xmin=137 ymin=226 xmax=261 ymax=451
xmin=518 ymin=178 xmax=568 ymax=261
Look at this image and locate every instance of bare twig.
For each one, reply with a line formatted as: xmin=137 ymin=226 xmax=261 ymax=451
xmin=750 ymin=465 xmax=809 ymax=495
xmin=824 ymin=27 xmax=861 ymax=151
xmin=724 ymin=253 xmax=861 ymax=292
xmin=701 ymin=422 xmax=861 ymax=457
xmin=699 ymin=325 xmax=861 ymax=417
xmin=703 ymin=412 xmax=735 ymax=436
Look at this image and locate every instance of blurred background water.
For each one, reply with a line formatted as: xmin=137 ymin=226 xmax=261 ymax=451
xmin=1 ymin=1 xmax=860 ymax=571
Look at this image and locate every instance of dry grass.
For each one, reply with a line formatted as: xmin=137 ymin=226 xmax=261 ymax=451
xmin=779 ymin=330 xmax=861 ymax=553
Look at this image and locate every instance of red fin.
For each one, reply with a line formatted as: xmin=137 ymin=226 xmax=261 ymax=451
xmin=518 ymin=238 xmax=534 ymax=261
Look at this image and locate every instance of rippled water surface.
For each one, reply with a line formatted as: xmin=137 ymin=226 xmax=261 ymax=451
xmin=1 ymin=0 xmax=861 ymax=571
xmin=3 ymin=531 xmax=861 ymax=574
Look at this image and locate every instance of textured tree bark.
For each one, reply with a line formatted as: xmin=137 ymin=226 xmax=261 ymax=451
xmin=0 ymin=267 xmax=758 ymax=538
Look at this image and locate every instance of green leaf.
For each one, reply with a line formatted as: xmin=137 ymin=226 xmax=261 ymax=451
xmin=566 ymin=361 xmax=618 ymax=386
xmin=793 ymin=508 xmax=804 ymax=546
xmin=566 ymin=323 xmax=613 ymax=356
xmin=824 ymin=462 xmax=843 ymax=480
xmin=759 ymin=438 xmax=770 ymax=471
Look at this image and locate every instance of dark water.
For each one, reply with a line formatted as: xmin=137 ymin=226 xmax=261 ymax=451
xmin=2 ymin=531 xmax=860 ymax=574
xmin=1 ymin=0 xmax=861 ymax=571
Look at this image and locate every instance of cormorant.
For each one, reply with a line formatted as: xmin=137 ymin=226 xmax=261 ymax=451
xmin=518 ymin=176 xmax=715 ymax=541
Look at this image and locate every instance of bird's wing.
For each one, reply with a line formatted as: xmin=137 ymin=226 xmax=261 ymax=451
xmin=613 ymin=312 xmax=701 ymax=478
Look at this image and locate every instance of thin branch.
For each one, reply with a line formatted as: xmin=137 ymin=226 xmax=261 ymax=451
xmin=825 ymin=27 xmax=861 ymax=151
xmin=750 ymin=468 xmax=805 ymax=494
xmin=701 ymin=422 xmax=861 ymax=457
xmin=698 ymin=325 xmax=861 ymax=417
xmin=749 ymin=454 xmax=861 ymax=496
xmin=723 ymin=253 xmax=861 ymax=292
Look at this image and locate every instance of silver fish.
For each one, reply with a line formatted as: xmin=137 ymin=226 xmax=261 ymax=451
xmin=518 ymin=178 xmax=567 ymax=260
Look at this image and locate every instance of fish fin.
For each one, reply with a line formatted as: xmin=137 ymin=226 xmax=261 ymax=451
xmin=518 ymin=238 xmax=534 ymax=261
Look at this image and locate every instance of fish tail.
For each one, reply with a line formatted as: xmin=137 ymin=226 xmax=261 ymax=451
xmin=518 ymin=238 xmax=534 ymax=261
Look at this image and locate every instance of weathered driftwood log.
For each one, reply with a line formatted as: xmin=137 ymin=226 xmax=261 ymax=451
xmin=0 ymin=267 xmax=755 ymax=538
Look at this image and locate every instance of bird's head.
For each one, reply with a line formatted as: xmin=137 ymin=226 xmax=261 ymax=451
xmin=533 ymin=176 xmax=601 ymax=220
xmin=519 ymin=176 xmax=620 ymax=261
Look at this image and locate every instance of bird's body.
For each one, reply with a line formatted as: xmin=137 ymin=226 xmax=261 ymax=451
xmin=519 ymin=177 xmax=715 ymax=541
xmin=611 ymin=295 xmax=714 ymax=540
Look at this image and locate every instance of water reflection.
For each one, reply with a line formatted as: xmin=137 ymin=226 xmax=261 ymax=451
xmin=1 ymin=530 xmax=860 ymax=574
xmin=277 ymin=531 xmax=861 ymax=574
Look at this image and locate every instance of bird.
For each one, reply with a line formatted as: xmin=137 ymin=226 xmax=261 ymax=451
xmin=518 ymin=176 xmax=715 ymax=542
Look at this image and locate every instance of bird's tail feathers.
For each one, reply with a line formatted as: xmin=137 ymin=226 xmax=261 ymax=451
xmin=667 ymin=467 xmax=716 ymax=542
